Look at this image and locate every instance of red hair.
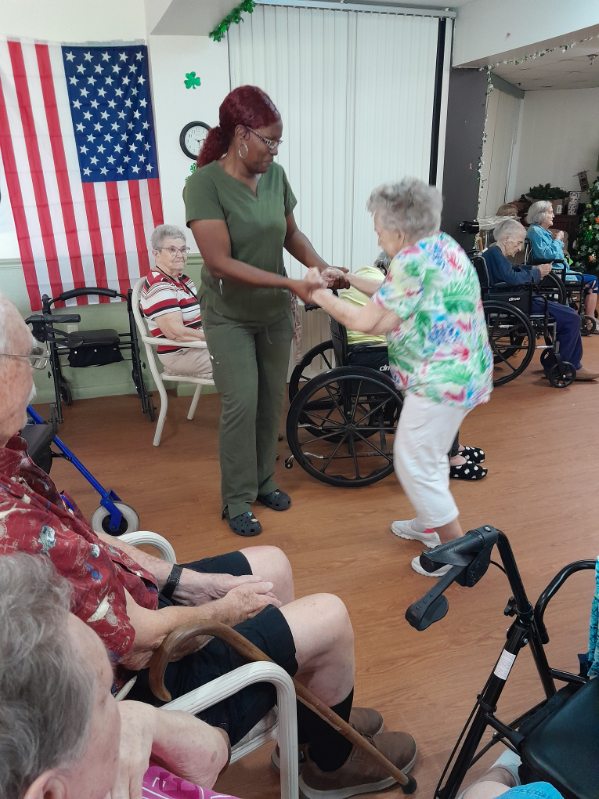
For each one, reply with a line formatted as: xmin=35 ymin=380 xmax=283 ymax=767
xmin=197 ymin=85 xmax=280 ymax=167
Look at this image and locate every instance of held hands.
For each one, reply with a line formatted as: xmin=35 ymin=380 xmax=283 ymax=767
xmin=322 ymin=266 xmax=350 ymax=290
xmin=219 ymin=581 xmax=281 ymax=625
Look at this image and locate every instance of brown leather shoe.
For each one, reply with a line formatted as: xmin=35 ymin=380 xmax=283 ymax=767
xmin=271 ymin=707 xmax=384 ymax=772
xmin=299 ymin=731 xmax=417 ymax=799
xmin=574 ymin=367 xmax=599 ymax=381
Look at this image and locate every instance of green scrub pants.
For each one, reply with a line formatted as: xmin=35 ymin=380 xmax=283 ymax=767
xmin=202 ymin=307 xmax=293 ymax=518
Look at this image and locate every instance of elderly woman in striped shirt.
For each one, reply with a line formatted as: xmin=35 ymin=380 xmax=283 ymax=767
xmin=140 ymin=224 xmax=212 ymax=378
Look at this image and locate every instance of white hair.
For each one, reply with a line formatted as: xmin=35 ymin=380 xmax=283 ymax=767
xmin=0 ymin=555 xmax=94 ymax=799
xmin=366 ymin=178 xmax=443 ymax=241
xmin=493 ymin=218 xmax=526 ymax=243
xmin=151 ymin=224 xmax=186 ymax=250
xmin=526 ymin=201 xmax=552 ymax=226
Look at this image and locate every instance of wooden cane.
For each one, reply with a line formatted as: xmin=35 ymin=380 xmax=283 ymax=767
xmin=148 ymin=620 xmax=416 ymax=792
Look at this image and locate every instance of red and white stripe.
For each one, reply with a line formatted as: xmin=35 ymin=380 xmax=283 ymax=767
xmin=0 ymin=38 xmax=163 ymax=309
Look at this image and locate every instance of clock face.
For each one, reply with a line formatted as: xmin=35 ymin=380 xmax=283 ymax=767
xmin=180 ymin=121 xmax=210 ymax=160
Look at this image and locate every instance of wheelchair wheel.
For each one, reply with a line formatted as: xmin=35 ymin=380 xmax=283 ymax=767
xmin=539 ymin=272 xmax=567 ymax=305
xmin=484 ymin=301 xmax=535 ymax=386
xmin=582 ymin=314 xmax=597 ymax=336
xmin=91 ymin=501 xmax=139 ymax=535
xmin=289 ymin=340 xmax=335 ymax=402
xmin=547 ymin=361 xmax=576 ymax=388
xmin=286 ymin=366 xmax=402 ymax=487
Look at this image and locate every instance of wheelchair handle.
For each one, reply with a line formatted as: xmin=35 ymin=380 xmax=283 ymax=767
xmin=26 ymin=313 xmax=81 ymax=325
xmin=55 ymin=287 xmax=121 ymax=301
xmin=533 ymin=559 xmax=596 ymax=643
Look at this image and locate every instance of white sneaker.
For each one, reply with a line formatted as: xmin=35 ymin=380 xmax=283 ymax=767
xmin=411 ymin=555 xmax=451 ymax=578
xmin=391 ymin=519 xmax=441 ymax=548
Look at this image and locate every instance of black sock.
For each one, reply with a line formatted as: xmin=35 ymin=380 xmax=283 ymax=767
xmin=297 ymin=688 xmax=354 ymax=771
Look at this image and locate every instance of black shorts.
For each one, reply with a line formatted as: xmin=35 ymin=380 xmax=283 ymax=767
xmin=130 ymin=552 xmax=298 ymax=744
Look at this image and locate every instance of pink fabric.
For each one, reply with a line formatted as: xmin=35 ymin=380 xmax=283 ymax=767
xmin=143 ymin=766 xmax=241 ymax=799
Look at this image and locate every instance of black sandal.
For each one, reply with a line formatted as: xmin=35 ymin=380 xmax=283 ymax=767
xmin=450 ymin=462 xmax=487 ymax=481
xmin=459 ymin=445 xmax=486 ymax=464
xmin=222 ymin=508 xmax=262 ymax=536
xmin=256 ymin=489 xmax=291 ymax=511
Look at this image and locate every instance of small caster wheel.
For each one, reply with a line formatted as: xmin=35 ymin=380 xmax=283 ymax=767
xmin=91 ymin=502 xmax=139 ymax=535
xmin=547 ymin=362 xmax=576 ymax=388
xmin=284 ymin=456 xmax=294 ymax=470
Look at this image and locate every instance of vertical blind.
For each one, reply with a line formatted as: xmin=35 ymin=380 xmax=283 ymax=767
xmin=229 ymin=4 xmax=441 ymax=276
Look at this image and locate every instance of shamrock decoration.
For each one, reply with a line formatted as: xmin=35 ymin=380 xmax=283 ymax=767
xmin=184 ymin=72 xmax=202 ymax=90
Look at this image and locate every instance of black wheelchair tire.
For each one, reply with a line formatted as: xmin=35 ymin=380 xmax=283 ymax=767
xmin=547 ymin=362 xmax=576 ymax=388
xmin=289 ymin=340 xmax=335 ymax=402
xmin=582 ymin=315 xmax=597 ymax=336
xmin=286 ymin=366 xmax=402 ymax=487
xmin=484 ymin=301 xmax=536 ymax=386
xmin=539 ymin=272 xmax=567 ymax=305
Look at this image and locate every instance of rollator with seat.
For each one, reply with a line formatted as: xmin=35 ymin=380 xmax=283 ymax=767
xmin=406 ymin=525 xmax=599 ymax=799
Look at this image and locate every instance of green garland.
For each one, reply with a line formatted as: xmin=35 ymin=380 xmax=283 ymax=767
xmin=210 ymin=0 xmax=256 ymax=42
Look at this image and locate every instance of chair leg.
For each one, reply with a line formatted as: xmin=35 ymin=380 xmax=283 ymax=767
xmin=187 ymin=385 xmax=202 ymax=421
xmin=153 ymin=382 xmax=169 ymax=447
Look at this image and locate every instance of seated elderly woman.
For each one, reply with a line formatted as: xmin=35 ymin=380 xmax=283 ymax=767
xmin=341 ymin=256 xmax=487 ymax=481
xmin=485 ymin=218 xmax=598 ymax=382
xmin=298 ymin=178 xmax=494 ymax=577
xmin=525 ymin=200 xmax=598 ymax=319
xmin=140 ymin=224 xmax=212 ymax=378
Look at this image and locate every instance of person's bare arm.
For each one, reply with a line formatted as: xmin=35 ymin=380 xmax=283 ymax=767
xmin=284 ymin=212 xmax=329 ymax=271
xmin=121 ymin=582 xmax=280 ymax=670
xmin=96 ymin=532 xmax=265 ymax=604
xmin=345 ymin=272 xmax=385 ymax=297
xmin=153 ymin=310 xmax=206 ymax=342
xmin=113 ymin=701 xmax=230 ymax=799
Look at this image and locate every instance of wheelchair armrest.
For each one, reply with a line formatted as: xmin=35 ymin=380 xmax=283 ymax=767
xmin=119 ymin=531 xmax=177 ymax=562
xmin=533 ymin=560 xmax=596 ymax=643
xmin=141 ymin=335 xmax=208 ymax=349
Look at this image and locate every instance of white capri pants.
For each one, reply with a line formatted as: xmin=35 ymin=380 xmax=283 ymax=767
xmin=394 ymin=392 xmax=468 ymax=528
xmin=158 ymin=346 xmax=213 ymax=379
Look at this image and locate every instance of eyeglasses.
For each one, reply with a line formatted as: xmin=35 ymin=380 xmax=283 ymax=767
xmin=159 ymin=246 xmax=190 ymax=258
xmin=246 ymin=127 xmax=283 ymax=153
xmin=0 ymin=345 xmax=49 ymax=370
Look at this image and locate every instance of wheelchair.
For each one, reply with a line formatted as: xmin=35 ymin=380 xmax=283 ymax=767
xmin=285 ymin=315 xmax=402 ymax=488
xmin=406 ymin=525 xmax=599 ymax=799
xmin=523 ymin=242 xmax=597 ymax=337
xmin=472 ymin=254 xmax=576 ymax=388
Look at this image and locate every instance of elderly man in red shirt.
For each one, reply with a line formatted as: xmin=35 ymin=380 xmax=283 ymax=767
xmin=0 ymin=293 xmax=416 ymax=799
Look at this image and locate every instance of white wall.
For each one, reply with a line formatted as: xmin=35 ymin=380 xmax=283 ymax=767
xmin=147 ymin=35 xmax=229 ymax=238
xmin=453 ymin=0 xmax=599 ymax=67
xmin=511 ymin=87 xmax=599 ymax=200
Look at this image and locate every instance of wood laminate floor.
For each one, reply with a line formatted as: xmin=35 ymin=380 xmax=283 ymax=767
xmin=43 ymin=337 xmax=599 ymax=798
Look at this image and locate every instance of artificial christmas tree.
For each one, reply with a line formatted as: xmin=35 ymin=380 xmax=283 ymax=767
xmin=575 ymin=177 xmax=599 ymax=275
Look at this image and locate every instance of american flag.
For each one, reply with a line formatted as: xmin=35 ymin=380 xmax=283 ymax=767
xmin=0 ymin=39 xmax=163 ymax=309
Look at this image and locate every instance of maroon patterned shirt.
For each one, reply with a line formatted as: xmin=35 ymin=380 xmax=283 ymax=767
xmin=0 ymin=435 xmax=158 ymax=678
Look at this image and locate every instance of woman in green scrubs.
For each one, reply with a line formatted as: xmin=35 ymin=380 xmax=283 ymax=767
xmin=185 ymin=85 xmax=344 ymax=536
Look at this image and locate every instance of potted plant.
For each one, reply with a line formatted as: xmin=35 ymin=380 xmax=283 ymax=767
xmin=525 ymin=184 xmax=569 ymax=213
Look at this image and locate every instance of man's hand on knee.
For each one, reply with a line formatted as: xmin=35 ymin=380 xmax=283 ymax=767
xmin=173 ymin=570 xmax=267 ymax=606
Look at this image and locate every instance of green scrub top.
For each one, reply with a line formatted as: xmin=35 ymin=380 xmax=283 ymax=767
xmin=184 ymin=160 xmax=297 ymax=323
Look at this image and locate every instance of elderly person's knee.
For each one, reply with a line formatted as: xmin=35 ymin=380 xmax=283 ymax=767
xmin=241 ymin=545 xmax=294 ymax=603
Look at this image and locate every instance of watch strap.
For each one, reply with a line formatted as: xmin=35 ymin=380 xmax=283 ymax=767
xmin=161 ymin=564 xmax=183 ymax=600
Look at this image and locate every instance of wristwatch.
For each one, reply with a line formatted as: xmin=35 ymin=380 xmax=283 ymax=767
xmin=162 ymin=564 xmax=184 ymax=600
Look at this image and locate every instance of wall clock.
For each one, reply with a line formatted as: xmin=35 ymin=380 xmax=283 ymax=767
xmin=180 ymin=121 xmax=210 ymax=160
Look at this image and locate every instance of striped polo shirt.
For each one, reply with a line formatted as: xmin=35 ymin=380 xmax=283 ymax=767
xmin=140 ymin=270 xmax=202 ymax=354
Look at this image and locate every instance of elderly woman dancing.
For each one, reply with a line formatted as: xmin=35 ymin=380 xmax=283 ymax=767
xmin=299 ymin=178 xmax=493 ymax=577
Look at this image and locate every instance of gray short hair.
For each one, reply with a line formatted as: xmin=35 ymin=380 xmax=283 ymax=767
xmin=151 ymin=224 xmax=186 ymax=250
xmin=366 ymin=178 xmax=443 ymax=241
xmin=0 ymin=555 xmax=94 ymax=799
xmin=493 ymin=218 xmax=526 ymax=243
xmin=526 ymin=201 xmax=552 ymax=226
